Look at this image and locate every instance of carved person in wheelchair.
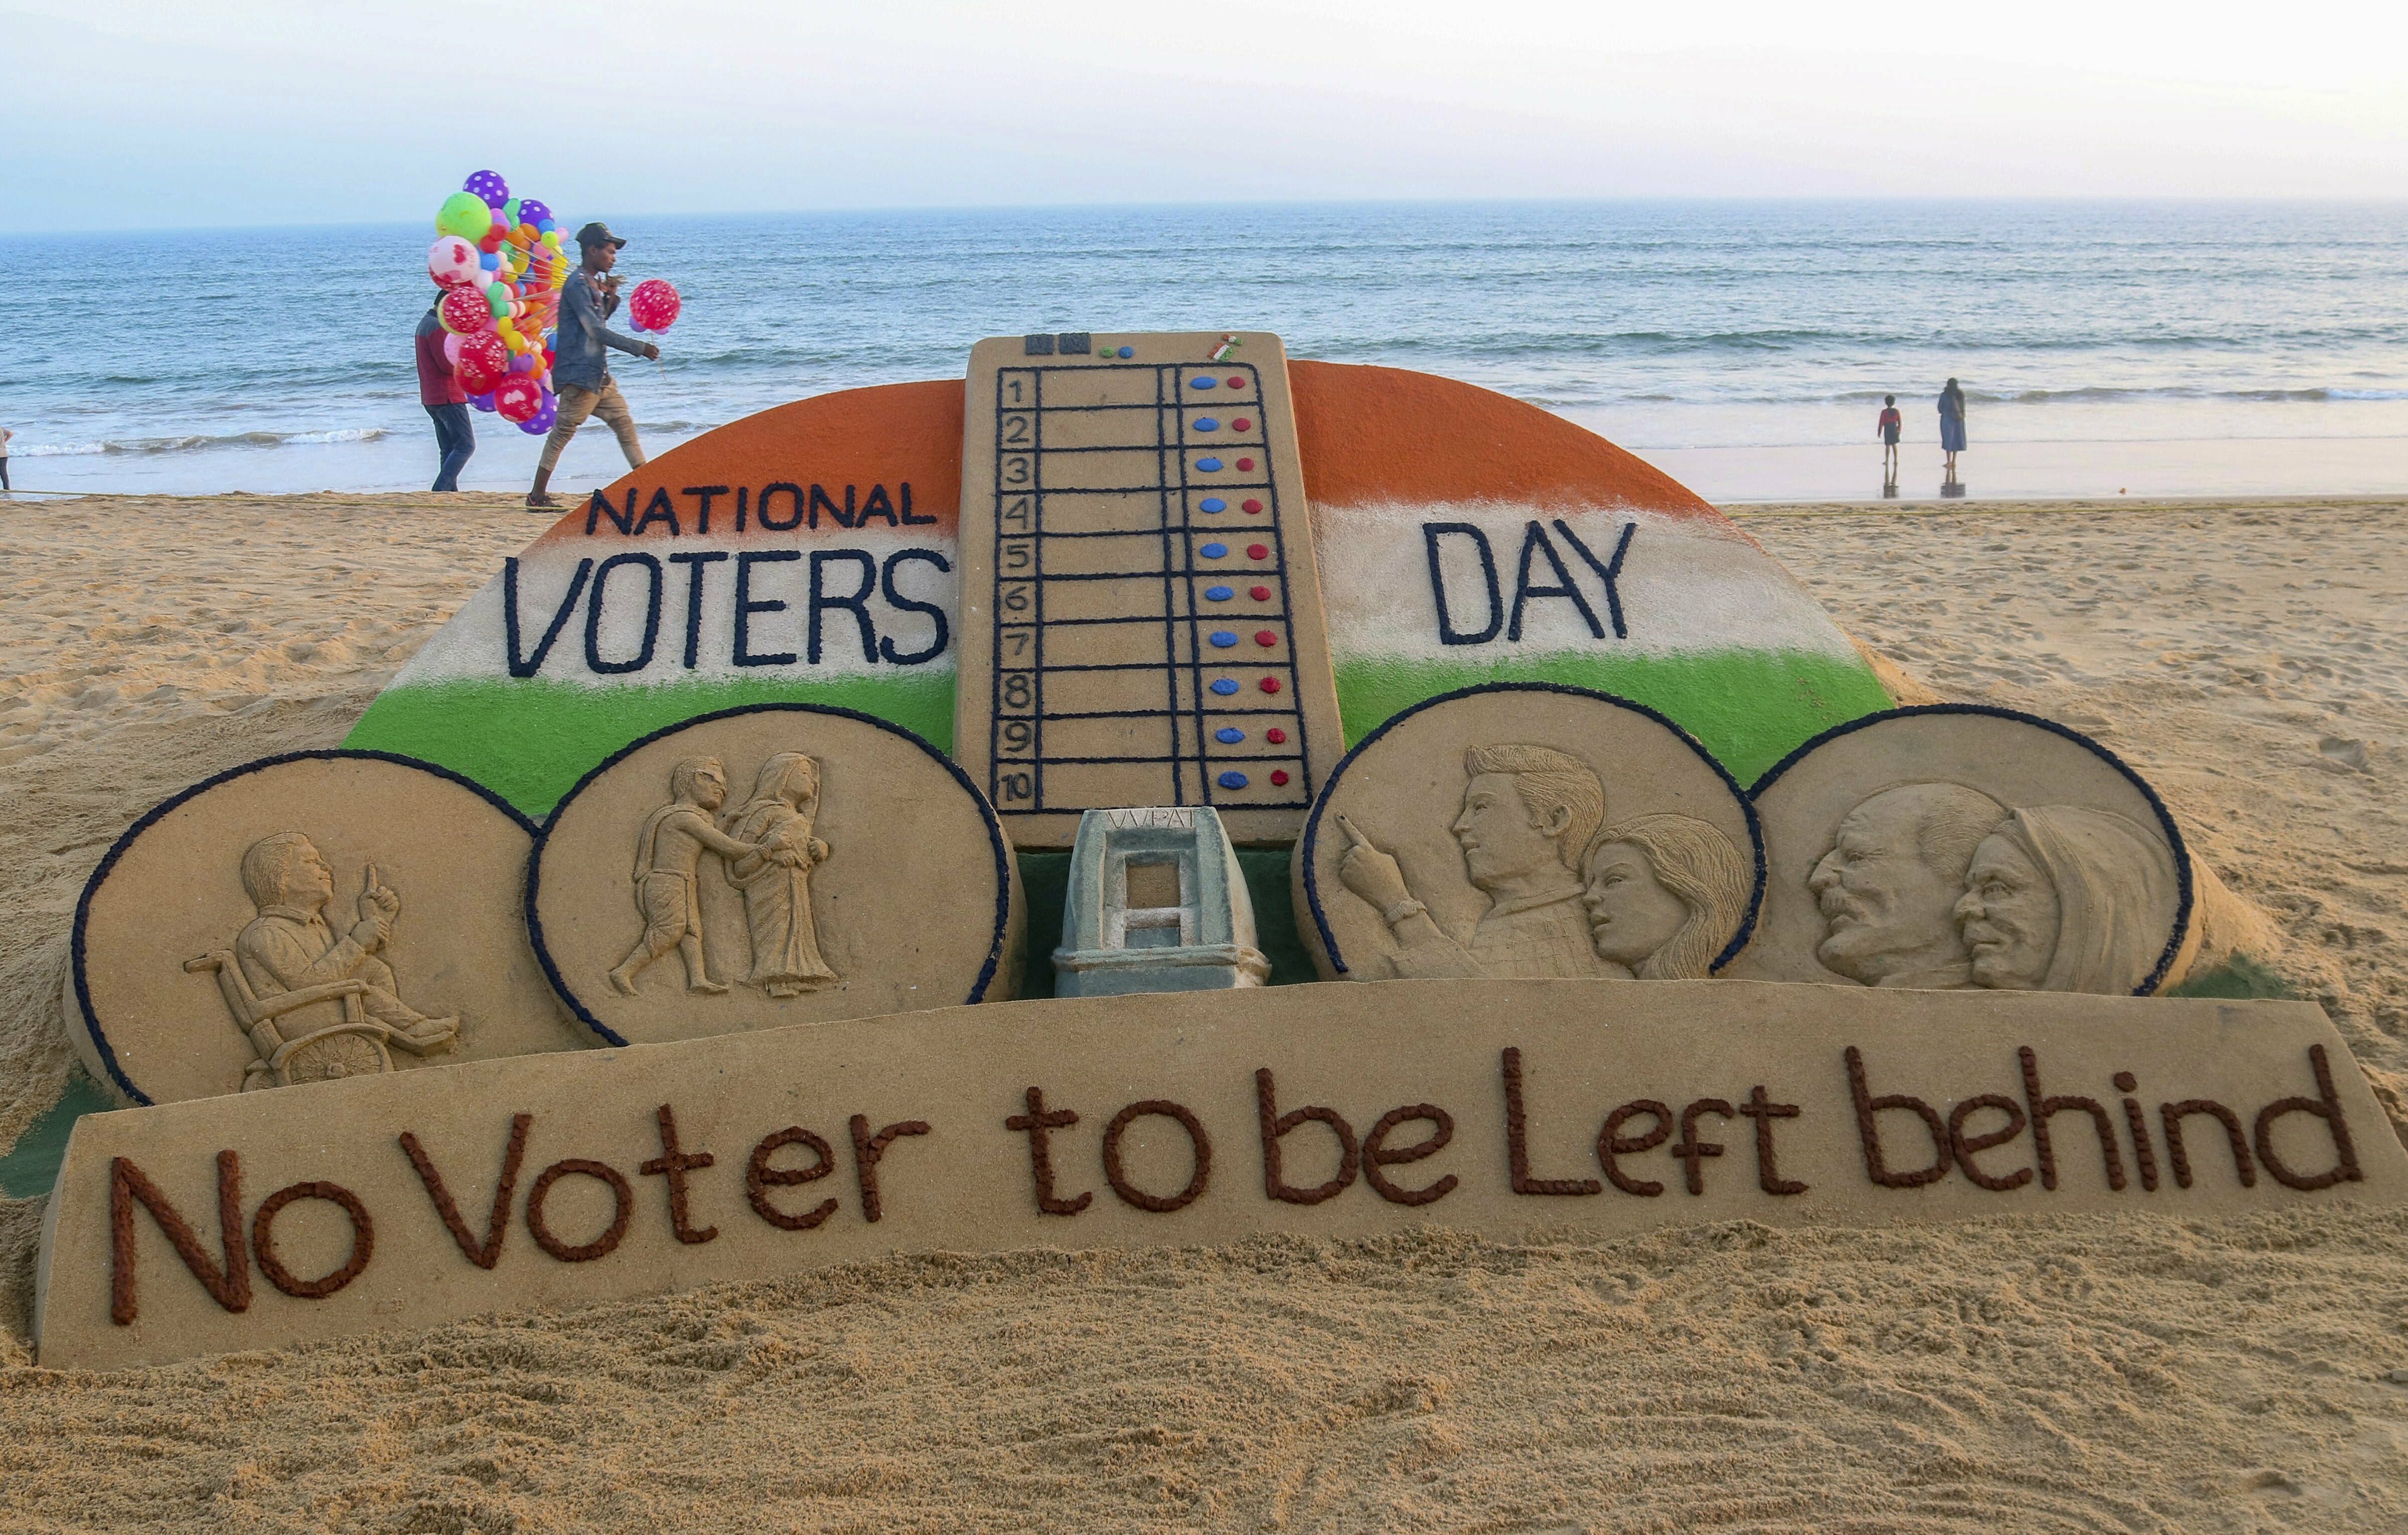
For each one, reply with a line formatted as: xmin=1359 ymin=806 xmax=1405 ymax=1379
xmin=186 ymin=832 xmax=461 ymax=1090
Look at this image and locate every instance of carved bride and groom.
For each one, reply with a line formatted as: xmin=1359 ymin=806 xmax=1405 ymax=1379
xmin=608 ymin=752 xmax=840 ymax=1000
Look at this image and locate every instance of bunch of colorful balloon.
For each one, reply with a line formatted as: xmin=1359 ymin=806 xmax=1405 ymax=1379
xmin=424 ymin=170 xmax=570 ymax=435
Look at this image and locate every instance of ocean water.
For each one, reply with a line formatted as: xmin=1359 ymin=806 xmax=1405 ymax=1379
xmin=2 ymin=200 xmax=2404 ymax=502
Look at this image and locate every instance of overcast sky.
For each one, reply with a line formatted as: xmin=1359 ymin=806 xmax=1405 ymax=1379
xmin=9 ymin=1 xmax=2408 ymax=232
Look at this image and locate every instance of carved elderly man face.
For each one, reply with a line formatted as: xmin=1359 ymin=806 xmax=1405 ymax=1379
xmin=1808 ymin=783 xmax=2004 ymax=984
xmin=1452 ymin=773 xmax=1569 ymax=888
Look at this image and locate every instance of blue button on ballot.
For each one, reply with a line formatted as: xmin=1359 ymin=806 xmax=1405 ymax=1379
xmin=1190 ymin=376 xmax=1217 ymax=388
xmin=1204 ymin=585 xmax=1234 ymax=600
xmin=1196 ymin=457 xmax=1224 ymax=472
xmin=1193 ymin=417 xmax=1219 ymax=431
xmin=1209 ymin=631 xmax=1238 ymax=648
xmin=1210 ymin=677 xmax=1240 ymax=695
xmin=1199 ymin=542 xmax=1228 ymax=558
xmin=1116 ymin=346 xmax=1135 ymax=358
xmin=1218 ymin=771 xmax=1250 ymax=789
xmin=1198 ymin=497 xmax=1227 ymax=512
xmin=1215 ymin=727 xmax=1245 ymax=744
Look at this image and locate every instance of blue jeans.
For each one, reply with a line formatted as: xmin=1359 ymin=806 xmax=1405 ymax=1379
xmin=427 ymin=403 xmax=474 ymax=492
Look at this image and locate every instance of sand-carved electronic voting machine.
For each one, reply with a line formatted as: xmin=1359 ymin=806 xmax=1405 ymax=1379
xmin=952 ymin=333 xmax=1346 ymax=848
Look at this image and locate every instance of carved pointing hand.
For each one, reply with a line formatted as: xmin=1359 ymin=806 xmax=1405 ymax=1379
xmin=1334 ymin=814 xmax=1412 ymax=913
xmin=357 ymin=863 xmax=401 ymax=946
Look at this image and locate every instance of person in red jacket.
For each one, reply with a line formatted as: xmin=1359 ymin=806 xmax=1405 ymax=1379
xmin=414 ymin=296 xmax=474 ymax=492
xmin=1876 ymin=394 xmax=1902 ymax=482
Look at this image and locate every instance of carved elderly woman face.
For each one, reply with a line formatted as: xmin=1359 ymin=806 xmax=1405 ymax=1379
xmin=1954 ymin=833 xmax=2061 ymax=990
xmin=1581 ymin=841 xmax=1691 ymax=969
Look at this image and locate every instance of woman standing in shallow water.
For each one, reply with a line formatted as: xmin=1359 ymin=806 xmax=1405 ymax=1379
xmin=1938 ymin=378 xmax=1968 ymax=478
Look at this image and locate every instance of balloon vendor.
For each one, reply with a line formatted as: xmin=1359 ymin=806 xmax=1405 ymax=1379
xmin=420 ymin=169 xmax=576 ymax=487
xmin=525 ymin=221 xmax=664 ymax=514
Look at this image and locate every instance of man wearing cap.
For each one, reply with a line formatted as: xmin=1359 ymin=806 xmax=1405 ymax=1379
xmin=526 ymin=221 xmax=660 ymax=512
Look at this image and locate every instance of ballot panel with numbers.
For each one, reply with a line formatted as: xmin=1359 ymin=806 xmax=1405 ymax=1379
xmin=954 ymin=331 xmax=1345 ymax=848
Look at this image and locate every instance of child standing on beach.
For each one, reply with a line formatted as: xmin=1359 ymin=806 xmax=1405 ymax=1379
xmin=527 ymin=221 xmax=659 ymax=513
xmin=1877 ymin=395 xmax=1901 ymax=480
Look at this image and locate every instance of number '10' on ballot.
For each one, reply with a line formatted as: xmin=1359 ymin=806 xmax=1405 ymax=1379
xmin=954 ymin=331 xmax=1346 ymax=848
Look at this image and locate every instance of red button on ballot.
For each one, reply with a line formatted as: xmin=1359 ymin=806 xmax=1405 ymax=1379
xmin=1232 ymin=416 xmax=1252 ymax=431
xmin=1266 ymin=727 xmax=1287 ymax=744
xmin=1236 ymin=457 xmax=1255 ymax=471
xmin=1259 ymin=677 xmax=1281 ymax=693
xmin=1249 ymin=585 xmax=1272 ymax=600
xmin=1246 ymin=543 xmax=1269 ymax=559
xmin=1226 ymin=376 xmax=1245 ymax=388
xmin=1241 ymin=498 xmax=1263 ymax=514
xmin=1270 ymin=770 xmax=1291 ymax=787
xmin=1254 ymin=630 xmax=1278 ymax=647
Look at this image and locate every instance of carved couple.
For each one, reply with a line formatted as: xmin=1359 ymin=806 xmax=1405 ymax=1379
xmin=608 ymin=752 xmax=839 ymax=1000
xmin=1809 ymin=782 xmax=2180 ymax=994
xmin=1336 ymin=743 xmax=1750 ymax=982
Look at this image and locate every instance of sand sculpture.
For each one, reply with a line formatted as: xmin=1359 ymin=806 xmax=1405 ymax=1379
xmin=952 ymin=333 xmax=1348 ymax=848
xmin=1728 ymin=706 xmax=2195 ymax=995
xmin=1052 ymin=806 xmax=1268 ymax=995
xmin=529 ymin=703 xmax=1022 ymax=1044
xmin=38 ymin=980 xmax=2397 ymax=1370
xmin=43 ymin=331 xmax=2332 ymax=1371
xmin=1295 ymin=684 xmax=1762 ymax=982
xmin=69 ymin=751 xmax=584 ymax=1107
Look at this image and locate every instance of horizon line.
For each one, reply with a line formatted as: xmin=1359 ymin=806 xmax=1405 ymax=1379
xmin=8 ymin=192 xmax=2408 ymax=241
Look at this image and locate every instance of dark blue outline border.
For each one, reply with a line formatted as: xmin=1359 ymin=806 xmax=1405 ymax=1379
xmin=69 ymin=749 xmax=539 ymax=1108
xmin=525 ymin=701 xmax=1016 ymax=1046
xmin=1747 ymin=702 xmax=2195 ymax=997
xmin=1298 ymin=682 xmax=1766 ymax=978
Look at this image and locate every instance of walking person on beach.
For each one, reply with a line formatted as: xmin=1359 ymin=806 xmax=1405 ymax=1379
xmin=1877 ymin=395 xmax=1902 ymax=481
xmin=0 ymin=422 xmax=13 ymax=493
xmin=414 ymin=298 xmax=474 ymax=492
xmin=526 ymin=221 xmax=658 ymax=513
xmin=1938 ymin=378 xmax=1968 ymax=478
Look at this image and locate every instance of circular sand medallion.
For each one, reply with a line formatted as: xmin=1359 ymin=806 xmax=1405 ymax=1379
xmin=529 ymin=704 xmax=1022 ymax=1044
xmin=70 ymin=750 xmax=584 ymax=1107
xmin=1294 ymin=684 xmax=1762 ymax=983
xmin=1728 ymin=705 xmax=2194 ymax=995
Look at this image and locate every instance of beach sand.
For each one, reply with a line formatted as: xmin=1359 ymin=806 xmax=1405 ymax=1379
xmin=3 ymin=492 xmax=2406 ymax=1530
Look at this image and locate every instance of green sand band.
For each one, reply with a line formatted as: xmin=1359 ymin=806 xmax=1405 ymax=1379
xmin=345 ymin=648 xmax=1889 ymax=819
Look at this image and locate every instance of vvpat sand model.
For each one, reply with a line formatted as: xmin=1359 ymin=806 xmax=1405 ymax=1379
xmin=37 ymin=332 xmax=2382 ymax=1369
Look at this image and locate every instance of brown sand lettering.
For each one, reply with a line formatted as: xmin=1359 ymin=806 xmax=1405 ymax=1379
xmin=1501 ymin=1047 xmax=1601 ymax=1196
xmin=525 ymin=1159 xmax=635 ymax=1262
xmin=1673 ymin=1099 xmax=1734 ymax=1196
xmin=1946 ymin=1095 xmax=2033 ymax=1192
xmin=2019 ymin=1046 xmax=2127 ymax=1192
xmin=2162 ymin=1100 xmax=2256 ymax=1189
xmin=2253 ymin=1043 xmax=2363 ymax=1192
xmin=1102 ymin=1100 xmax=1212 ymax=1213
xmin=1006 ymin=1087 xmax=1094 ymax=1215
xmin=398 ymin=1114 xmax=531 ymax=1270
xmin=2115 ymin=1073 xmax=2161 ymax=1192
xmin=1845 ymin=1046 xmax=1951 ymax=1188
xmin=639 ymin=1104 xmax=720 ymax=1245
xmin=251 ymin=1181 xmax=374 ymax=1299
xmin=109 ymin=1150 xmax=250 ymax=1325
xmin=1255 ymin=1068 xmax=1360 ymax=1205
xmin=1362 ymin=1105 xmax=1458 ymax=1206
xmin=1597 ymin=1101 xmax=1672 ymax=1197
xmin=849 ymin=1115 xmax=932 ymax=1223
xmin=1737 ymin=1086 xmax=1809 ymax=1195
xmin=745 ymin=1127 xmax=840 ymax=1231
